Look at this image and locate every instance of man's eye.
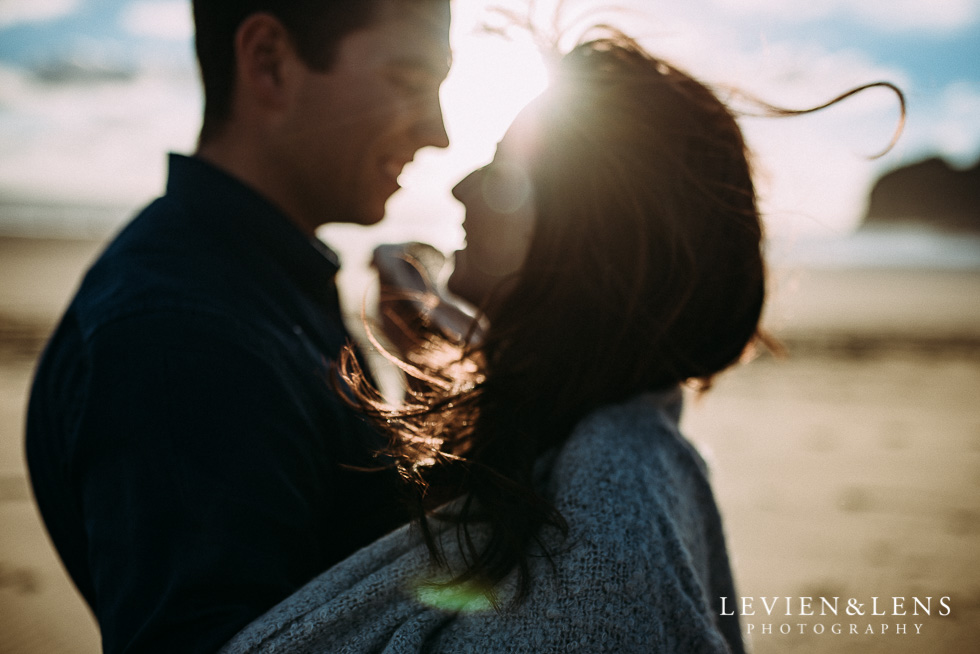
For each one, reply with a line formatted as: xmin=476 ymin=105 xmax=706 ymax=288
xmin=389 ymin=70 xmax=432 ymax=95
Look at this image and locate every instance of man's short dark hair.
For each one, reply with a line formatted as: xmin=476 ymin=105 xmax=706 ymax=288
xmin=192 ymin=1 xmax=381 ymax=141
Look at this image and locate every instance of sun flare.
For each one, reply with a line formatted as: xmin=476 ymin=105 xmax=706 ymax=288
xmin=343 ymin=6 xmax=553 ymax=255
xmin=441 ymin=17 xmax=551 ymax=174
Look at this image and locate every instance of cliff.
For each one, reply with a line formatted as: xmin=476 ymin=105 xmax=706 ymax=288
xmin=863 ymin=157 xmax=980 ymax=232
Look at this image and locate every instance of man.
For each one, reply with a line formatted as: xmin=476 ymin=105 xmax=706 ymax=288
xmin=25 ymin=1 xmax=451 ymax=652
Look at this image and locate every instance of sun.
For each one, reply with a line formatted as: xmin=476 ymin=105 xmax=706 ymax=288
xmin=441 ymin=13 xmax=551 ymax=174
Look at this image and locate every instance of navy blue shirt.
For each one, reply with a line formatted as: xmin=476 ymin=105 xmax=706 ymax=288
xmin=26 ymin=154 xmax=406 ymax=654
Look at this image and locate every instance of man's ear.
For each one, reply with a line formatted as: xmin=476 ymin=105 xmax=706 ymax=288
xmin=234 ymin=13 xmax=300 ymax=111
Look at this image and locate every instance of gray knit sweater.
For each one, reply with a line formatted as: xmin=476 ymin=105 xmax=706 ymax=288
xmin=220 ymin=391 xmax=744 ymax=653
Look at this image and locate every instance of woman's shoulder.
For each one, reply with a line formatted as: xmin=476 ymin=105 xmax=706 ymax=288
xmin=542 ymin=388 xmax=728 ymax=596
xmin=549 ymin=388 xmax=712 ymax=504
xmin=219 ymin=388 xmax=740 ymax=654
xmin=441 ymin=390 xmax=739 ymax=653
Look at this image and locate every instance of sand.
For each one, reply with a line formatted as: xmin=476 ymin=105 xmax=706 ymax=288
xmin=1 ymin=234 xmax=978 ymax=653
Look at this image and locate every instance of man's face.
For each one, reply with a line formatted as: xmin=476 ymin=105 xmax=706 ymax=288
xmin=276 ymin=1 xmax=451 ymax=230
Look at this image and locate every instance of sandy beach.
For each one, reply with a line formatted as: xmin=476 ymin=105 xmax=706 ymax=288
xmin=1 ymin=234 xmax=978 ymax=653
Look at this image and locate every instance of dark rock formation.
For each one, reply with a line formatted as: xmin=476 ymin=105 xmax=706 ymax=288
xmin=863 ymin=157 xmax=980 ymax=232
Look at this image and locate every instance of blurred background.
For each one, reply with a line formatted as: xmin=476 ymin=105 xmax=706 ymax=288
xmin=1 ymin=0 xmax=978 ymax=652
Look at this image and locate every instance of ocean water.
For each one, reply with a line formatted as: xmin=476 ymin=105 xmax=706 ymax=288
xmin=768 ymin=224 xmax=980 ymax=271
xmin=2 ymin=201 xmax=978 ymax=272
xmin=0 ymin=201 xmax=134 ymax=240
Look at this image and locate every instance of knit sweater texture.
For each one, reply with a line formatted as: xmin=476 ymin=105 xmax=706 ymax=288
xmin=220 ymin=391 xmax=744 ymax=653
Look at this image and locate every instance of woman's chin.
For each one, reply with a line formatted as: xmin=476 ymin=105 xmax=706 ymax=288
xmin=447 ymin=250 xmax=486 ymax=309
xmin=446 ymin=252 xmax=472 ymax=303
xmin=449 ymin=248 xmax=526 ymax=315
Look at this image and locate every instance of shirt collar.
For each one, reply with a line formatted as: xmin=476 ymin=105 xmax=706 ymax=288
xmin=164 ymin=153 xmax=342 ymax=300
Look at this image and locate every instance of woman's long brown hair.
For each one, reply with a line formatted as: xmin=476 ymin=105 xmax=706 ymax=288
xmin=338 ymin=32 xmax=904 ymax=604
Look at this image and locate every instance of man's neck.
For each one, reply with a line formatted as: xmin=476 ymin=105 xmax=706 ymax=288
xmin=195 ymin=136 xmax=319 ymax=238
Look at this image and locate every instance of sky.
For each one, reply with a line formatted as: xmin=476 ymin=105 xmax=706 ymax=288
xmin=0 ymin=0 xmax=977 ymax=244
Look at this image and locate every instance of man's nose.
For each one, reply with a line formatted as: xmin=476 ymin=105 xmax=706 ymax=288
xmin=420 ymin=100 xmax=450 ymax=149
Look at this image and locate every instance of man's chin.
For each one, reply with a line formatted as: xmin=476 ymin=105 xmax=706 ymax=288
xmin=366 ymin=190 xmax=401 ymax=225
xmin=350 ymin=199 xmax=389 ymax=226
xmin=360 ymin=212 xmax=387 ymax=226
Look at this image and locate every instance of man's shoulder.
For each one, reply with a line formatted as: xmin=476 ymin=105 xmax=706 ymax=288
xmin=68 ymin=196 xmax=246 ymax=340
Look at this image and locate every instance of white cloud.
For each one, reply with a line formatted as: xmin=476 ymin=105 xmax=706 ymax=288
xmin=726 ymin=49 xmax=910 ymax=236
xmin=0 ymin=1 xmax=199 ymax=209
xmin=905 ymin=81 xmax=980 ymax=166
xmin=713 ymin=0 xmax=979 ymax=32
xmin=566 ymin=6 xmax=912 ymax=235
xmin=0 ymin=0 xmax=81 ymax=27
xmin=119 ymin=0 xmax=193 ymax=41
xmin=0 ymin=63 xmax=201 ymax=205
xmin=0 ymin=0 xmax=975 ymax=243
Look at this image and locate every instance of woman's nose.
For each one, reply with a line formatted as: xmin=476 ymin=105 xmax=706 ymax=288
xmin=452 ymin=169 xmax=479 ymax=203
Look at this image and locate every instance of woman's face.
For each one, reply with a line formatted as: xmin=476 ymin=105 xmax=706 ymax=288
xmin=447 ymin=112 xmax=538 ymax=309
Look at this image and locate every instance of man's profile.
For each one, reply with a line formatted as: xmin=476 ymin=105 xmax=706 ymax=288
xmin=25 ymin=1 xmax=451 ymax=652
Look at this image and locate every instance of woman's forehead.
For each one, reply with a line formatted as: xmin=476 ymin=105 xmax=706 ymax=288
xmin=495 ymin=101 xmax=544 ymax=162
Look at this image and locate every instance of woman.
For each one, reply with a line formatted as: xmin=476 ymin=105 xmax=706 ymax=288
xmin=221 ymin=33 xmax=899 ymax=654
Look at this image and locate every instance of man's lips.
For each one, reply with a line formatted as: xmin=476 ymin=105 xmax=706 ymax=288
xmin=382 ymin=158 xmax=412 ymax=183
